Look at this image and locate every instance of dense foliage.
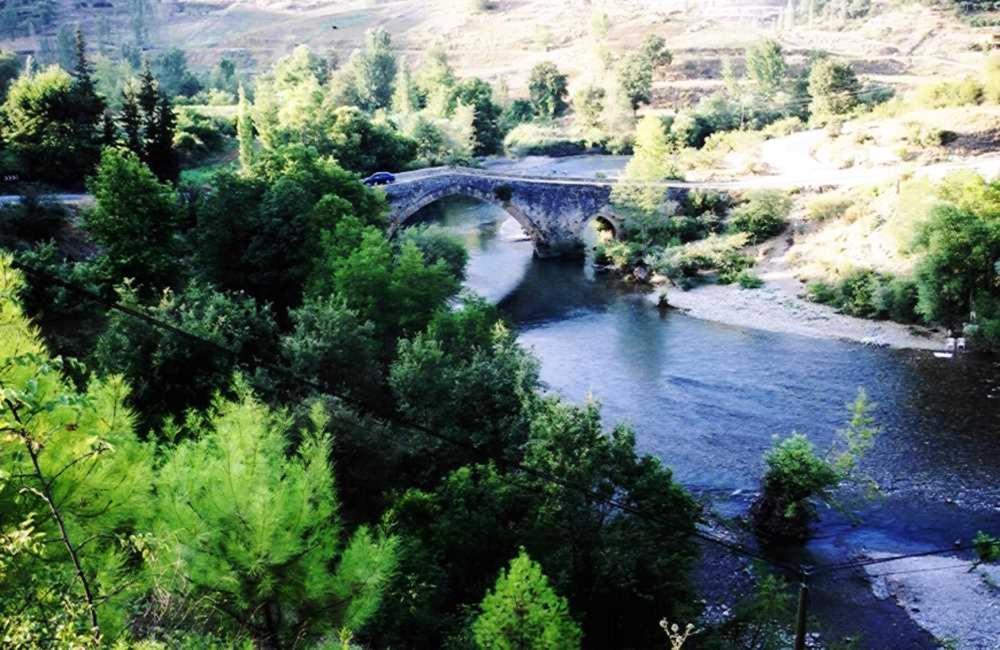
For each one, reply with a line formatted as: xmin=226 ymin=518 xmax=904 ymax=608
xmin=751 ymin=390 xmax=878 ymax=541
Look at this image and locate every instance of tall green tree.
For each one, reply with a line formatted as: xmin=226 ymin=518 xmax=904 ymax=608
xmin=309 ymin=217 xmax=461 ymax=347
xmin=0 ymin=255 xmax=154 ymax=644
xmin=472 ymin=549 xmax=582 ymax=650
xmin=151 ymin=387 xmax=399 ymax=647
xmin=808 ymin=58 xmax=860 ymax=117
xmin=0 ymin=66 xmax=102 ymax=186
xmin=351 ymin=27 xmax=398 ymax=112
xmin=415 ymin=44 xmax=457 ymax=115
xmin=119 ymin=84 xmax=144 ymax=153
xmin=83 ymin=148 xmax=183 ymax=289
xmin=391 ymin=59 xmax=418 ymax=115
xmin=914 ymin=173 xmax=1000 ymax=344
xmin=237 ymin=84 xmax=255 ymax=172
xmin=746 ymin=38 xmax=787 ymax=101
xmin=195 ymin=145 xmax=386 ymax=314
xmin=451 ymin=78 xmax=503 ymax=155
xmin=528 ymin=61 xmax=569 ymax=119
xmin=617 ymin=35 xmax=672 ymax=111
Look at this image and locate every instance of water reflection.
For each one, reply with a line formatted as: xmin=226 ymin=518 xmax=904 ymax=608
xmin=412 ymin=195 xmax=1000 ymax=646
xmin=413 ymin=197 xmax=1000 ymax=504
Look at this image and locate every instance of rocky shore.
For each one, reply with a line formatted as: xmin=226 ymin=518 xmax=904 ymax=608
xmin=649 ymin=281 xmax=947 ymax=352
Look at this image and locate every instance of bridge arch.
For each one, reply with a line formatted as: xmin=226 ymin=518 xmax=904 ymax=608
xmin=390 ymin=186 xmax=541 ymax=242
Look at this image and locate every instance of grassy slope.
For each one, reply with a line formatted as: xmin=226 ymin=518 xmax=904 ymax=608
xmin=2 ymin=1 xmax=995 ymax=111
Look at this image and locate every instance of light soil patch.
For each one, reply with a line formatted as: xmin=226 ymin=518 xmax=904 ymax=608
xmin=865 ymin=552 xmax=1000 ymax=650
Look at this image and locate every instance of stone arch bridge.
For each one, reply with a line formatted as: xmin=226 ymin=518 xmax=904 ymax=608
xmin=382 ymin=167 xmax=689 ymax=257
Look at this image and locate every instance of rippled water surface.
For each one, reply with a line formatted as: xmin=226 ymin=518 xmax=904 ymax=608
xmin=415 ymin=197 xmax=1000 ymax=647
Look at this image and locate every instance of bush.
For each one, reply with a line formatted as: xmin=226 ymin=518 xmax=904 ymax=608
xmin=174 ymin=109 xmax=236 ymax=167
xmin=985 ymin=55 xmax=1000 ymax=103
xmin=805 ymin=194 xmax=853 ymax=222
xmin=736 ymin=270 xmax=764 ymax=289
xmin=502 ymin=123 xmax=587 ymax=157
xmin=727 ymin=190 xmax=792 ymax=243
xmin=806 ymin=280 xmax=838 ymax=304
xmin=902 ymin=122 xmax=956 ymax=149
xmin=808 ymin=59 xmax=860 ymax=118
xmin=761 ymin=116 xmax=805 ymax=138
xmin=914 ymin=78 xmax=984 ymax=108
xmin=652 ymin=233 xmax=751 ymax=286
xmin=750 ymin=433 xmax=839 ymax=540
xmin=751 ymin=391 xmax=878 ymax=541
xmin=806 ymin=270 xmax=920 ymax=323
xmin=681 ymin=189 xmax=733 ymax=218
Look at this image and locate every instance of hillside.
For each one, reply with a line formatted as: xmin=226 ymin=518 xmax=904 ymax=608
xmin=2 ymin=0 xmax=996 ymax=107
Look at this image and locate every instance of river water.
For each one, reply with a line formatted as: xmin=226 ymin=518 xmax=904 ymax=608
xmin=414 ymin=197 xmax=1000 ymax=648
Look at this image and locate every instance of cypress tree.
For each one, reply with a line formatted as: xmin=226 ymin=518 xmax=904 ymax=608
xmin=237 ymin=84 xmax=255 ymax=173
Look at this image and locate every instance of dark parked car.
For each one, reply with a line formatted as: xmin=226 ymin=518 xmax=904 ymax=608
xmin=363 ymin=171 xmax=396 ymax=186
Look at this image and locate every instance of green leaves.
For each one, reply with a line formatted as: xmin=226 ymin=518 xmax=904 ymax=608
xmin=84 ymin=148 xmax=183 ymax=291
xmin=528 ymin=62 xmax=569 ymax=119
xmin=472 ymin=549 xmax=582 ymax=650
xmin=151 ymin=387 xmax=398 ymax=645
xmin=753 ymin=389 xmax=880 ymax=541
xmin=0 ymin=256 xmax=154 ymax=644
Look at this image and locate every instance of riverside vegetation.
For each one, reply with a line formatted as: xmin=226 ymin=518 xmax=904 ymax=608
xmin=1 ymin=5 xmax=999 ymax=649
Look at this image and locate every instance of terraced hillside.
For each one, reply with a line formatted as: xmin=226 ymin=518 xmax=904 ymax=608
xmin=1 ymin=0 xmax=996 ymax=109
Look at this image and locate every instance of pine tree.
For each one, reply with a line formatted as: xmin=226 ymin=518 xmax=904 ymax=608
xmin=0 ymin=254 xmax=154 ymax=644
xmin=101 ymin=111 xmax=117 ymax=146
xmin=68 ymin=27 xmax=105 ymax=177
xmin=237 ymin=84 xmax=255 ymax=172
xmin=137 ymin=59 xmax=158 ymax=118
xmin=119 ymin=85 xmax=144 ymax=157
xmin=146 ymin=93 xmax=178 ymax=182
xmin=472 ymin=549 xmax=582 ymax=650
xmin=151 ymin=389 xmax=399 ymax=647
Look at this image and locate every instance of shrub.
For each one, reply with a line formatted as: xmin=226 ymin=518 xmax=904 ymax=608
xmin=806 ymin=280 xmax=838 ymax=304
xmin=737 ymin=270 xmax=764 ymax=289
xmin=985 ymin=55 xmax=1000 ymax=103
xmin=902 ymin=122 xmax=956 ymax=149
xmin=751 ymin=434 xmax=839 ymax=540
xmin=652 ymin=233 xmax=751 ymax=285
xmin=761 ymin=116 xmax=805 ymax=138
xmin=727 ymin=190 xmax=792 ymax=243
xmin=914 ymin=78 xmax=984 ymax=108
xmin=808 ymin=59 xmax=860 ymax=118
xmin=502 ymin=123 xmax=587 ymax=157
xmin=806 ymin=270 xmax=920 ymax=323
xmin=805 ymin=194 xmax=853 ymax=222
xmin=681 ymin=189 xmax=733 ymax=217
xmin=0 ymin=193 xmax=67 ymax=248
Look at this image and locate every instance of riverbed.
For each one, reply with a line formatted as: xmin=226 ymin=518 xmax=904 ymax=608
xmin=414 ymin=197 xmax=1000 ymax=649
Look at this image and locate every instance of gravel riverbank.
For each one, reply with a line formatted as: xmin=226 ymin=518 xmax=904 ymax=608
xmin=865 ymin=552 xmax=1000 ymax=649
xmin=649 ymin=282 xmax=948 ymax=352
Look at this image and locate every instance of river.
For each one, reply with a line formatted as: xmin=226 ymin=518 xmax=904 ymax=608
xmin=414 ymin=197 xmax=1000 ymax=648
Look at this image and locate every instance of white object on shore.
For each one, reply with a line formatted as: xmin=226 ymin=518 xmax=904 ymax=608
xmin=956 ymin=337 xmax=966 ymax=351
xmin=945 ymin=337 xmax=956 ymax=351
xmin=933 ymin=352 xmax=953 ymax=359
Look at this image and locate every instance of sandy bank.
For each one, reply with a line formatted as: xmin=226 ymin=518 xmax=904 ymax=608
xmin=649 ymin=282 xmax=947 ymax=351
xmin=865 ymin=552 xmax=1000 ymax=649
